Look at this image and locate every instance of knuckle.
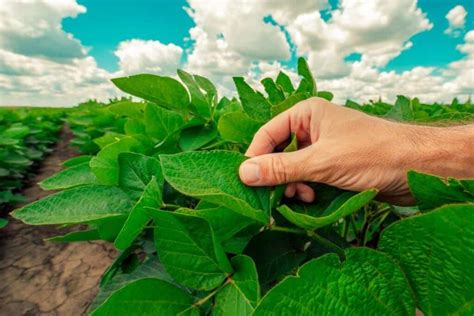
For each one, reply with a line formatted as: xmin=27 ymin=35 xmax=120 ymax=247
xmin=268 ymin=156 xmax=289 ymax=184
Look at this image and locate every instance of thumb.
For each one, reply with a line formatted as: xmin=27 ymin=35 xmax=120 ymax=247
xmin=239 ymin=150 xmax=309 ymax=186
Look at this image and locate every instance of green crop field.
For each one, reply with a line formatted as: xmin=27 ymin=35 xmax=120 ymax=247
xmin=1 ymin=57 xmax=472 ymax=315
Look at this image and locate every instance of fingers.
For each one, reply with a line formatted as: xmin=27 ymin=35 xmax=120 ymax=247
xmin=239 ymin=147 xmax=312 ymax=186
xmin=245 ymin=110 xmax=292 ymax=157
xmin=294 ymin=183 xmax=315 ymax=203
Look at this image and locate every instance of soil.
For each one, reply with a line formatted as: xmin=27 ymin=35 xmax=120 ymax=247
xmin=0 ymin=126 xmax=117 ymax=316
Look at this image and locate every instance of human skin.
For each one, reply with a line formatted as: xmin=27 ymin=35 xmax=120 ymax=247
xmin=238 ymin=97 xmax=474 ymax=205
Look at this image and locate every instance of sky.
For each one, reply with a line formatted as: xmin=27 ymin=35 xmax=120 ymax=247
xmin=0 ymin=0 xmax=473 ymax=106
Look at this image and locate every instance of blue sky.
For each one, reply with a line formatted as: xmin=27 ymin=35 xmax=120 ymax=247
xmin=0 ymin=0 xmax=473 ymax=106
xmin=61 ymin=0 xmax=473 ymax=73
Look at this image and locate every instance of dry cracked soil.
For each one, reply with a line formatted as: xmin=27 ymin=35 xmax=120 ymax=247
xmin=0 ymin=127 xmax=117 ymax=315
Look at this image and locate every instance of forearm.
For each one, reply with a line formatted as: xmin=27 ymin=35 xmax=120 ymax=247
xmin=399 ymin=123 xmax=474 ymax=179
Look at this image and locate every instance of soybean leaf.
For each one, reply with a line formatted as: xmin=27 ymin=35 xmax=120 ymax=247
xmin=384 ymin=95 xmax=414 ymax=121
xmin=90 ymin=137 xmax=145 ymax=186
xmin=90 ymin=256 xmax=174 ymax=311
xmin=91 ymin=278 xmax=199 ymax=316
xmin=254 ymin=248 xmax=415 ymax=315
xmin=39 ymin=162 xmax=97 ymax=190
xmin=277 ymin=189 xmax=378 ymax=230
xmin=214 ymin=255 xmax=260 ymax=316
xmin=112 ymin=74 xmax=190 ymax=111
xmin=178 ymin=69 xmax=211 ymax=118
xmin=177 ymin=204 xmax=255 ymax=242
xmin=0 ymin=218 xmax=8 ymax=229
xmin=317 ymin=91 xmax=334 ymax=101
xmin=179 ymin=124 xmax=217 ymax=151
xmin=379 ymin=204 xmax=474 ymax=316
xmin=275 ymin=71 xmax=294 ymax=94
xmin=118 ymin=152 xmax=163 ymax=200
xmin=261 ymin=78 xmax=285 ymax=105
xmin=12 ymin=185 xmax=133 ymax=225
xmin=217 ymin=112 xmax=261 ymax=144
xmin=271 ymin=93 xmax=308 ymax=117
xmin=160 ymin=151 xmax=270 ymax=223
xmin=144 ymin=103 xmax=185 ymax=142
xmin=92 ymin=214 xmax=128 ymax=242
xmin=195 ymin=74 xmax=218 ymax=105
xmin=295 ymin=57 xmax=316 ymax=95
xmin=151 ymin=210 xmax=232 ymax=290
xmin=271 ymin=134 xmax=298 ymax=207
xmin=115 ymin=177 xmax=162 ymax=250
xmin=244 ymin=231 xmax=306 ymax=288
xmin=62 ymin=155 xmax=93 ymax=168
xmin=233 ymin=77 xmax=272 ymax=122
xmin=107 ymin=101 xmax=145 ymax=119
xmin=407 ymin=170 xmax=474 ymax=211
xmin=48 ymin=229 xmax=101 ymax=242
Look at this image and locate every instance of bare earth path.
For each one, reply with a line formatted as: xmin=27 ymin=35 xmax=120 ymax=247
xmin=0 ymin=126 xmax=116 ymax=316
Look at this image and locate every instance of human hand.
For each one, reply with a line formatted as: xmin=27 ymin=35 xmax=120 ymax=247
xmin=239 ymin=97 xmax=463 ymax=205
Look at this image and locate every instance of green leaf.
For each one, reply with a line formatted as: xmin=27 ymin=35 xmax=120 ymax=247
xmin=271 ymin=93 xmax=308 ymax=117
xmin=214 ymin=255 xmax=260 ymax=316
xmin=95 ymin=215 xmax=127 ymax=242
xmin=144 ymin=102 xmax=185 ymax=143
xmin=384 ymin=95 xmax=414 ymax=121
xmin=111 ymin=74 xmax=190 ymax=111
xmin=217 ymin=112 xmax=261 ymax=144
xmin=277 ymin=189 xmax=378 ymax=230
xmin=151 ymin=210 xmax=232 ymax=290
xmin=275 ymin=71 xmax=294 ymax=94
xmin=254 ymin=248 xmax=415 ymax=315
xmin=91 ymin=278 xmax=199 ymax=316
xmin=233 ymin=77 xmax=272 ymax=122
xmin=178 ymin=69 xmax=211 ymax=118
xmin=271 ymin=134 xmax=298 ymax=207
xmin=0 ymin=218 xmax=8 ymax=229
xmin=407 ymin=170 xmax=474 ymax=211
xmin=177 ymin=203 xmax=255 ymax=242
xmin=48 ymin=229 xmax=101 ymax=242
xmin=90 ymin=137 xmax=145 ymax=186
xmin=62 ymin=155 xmax=93 ymax=168
xmin=179 ymin=124 xmax=217 ymax=151
xmin=12 ymin=185 xmax=133 ymax=225
xmin=194 ymin=74 xmax=218 ymax=105
xmin=317 ymin=90 xmax=334 ymax=101
xmin=261 ymin=78 xmax=285 ymax=105
xmin=39 ymin=162 xmax=98 ymax=190
xmin=115 ymin=177 xmax=163 ymax=250
xmin=90 ymin=256 xmax=174 ymax=311
xmin=107 ymin=101 xmax=145 ymax=119
xmin=118 ymin=152 xmax=163 ymax=200
xmin=160 ymin=151 xmax=270 ymax=223
xmin=244 ymin=231 xmax=306 ymax=287
xmin=379 ymin=204 xmax=474 ymax=316
xmin=295 ymin=57 xmax=316 ymax=95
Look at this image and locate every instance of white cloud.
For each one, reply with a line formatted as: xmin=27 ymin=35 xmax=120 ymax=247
xmin=0 ymin=0 xmax=87 ymax=61
xmin=286 ymin=0 xmax=432 ymax=78
xmin=445 ymin=5 xmax=467 ymax=37
xmin=115 ymin=39 xmax=183 ymax=75
xmin=0 ymin=0 xmax=472 ymax=107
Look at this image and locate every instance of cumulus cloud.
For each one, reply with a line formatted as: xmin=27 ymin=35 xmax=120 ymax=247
xmin=286 ymin=0 xmax=433 ymax=78
xmin=445 ymin=5 xmax=467 ymax=37
xmin=0 ymin=0 xmax=87 ymax=62
xmin=0 ymin=0 xmax=472 ymax=106
xmin=115 ymin=39 xmax=183 ymax=75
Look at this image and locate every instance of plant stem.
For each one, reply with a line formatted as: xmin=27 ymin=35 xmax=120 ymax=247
xmin=308 ymin=231 xmax=346 ymax=258
xmin=269 ymin=225 xmax=306 ymax=235
xmin=162 ymin=203 xmax=181 ymax=209
xmin=194 ymin=278 xmax=231 ymax=307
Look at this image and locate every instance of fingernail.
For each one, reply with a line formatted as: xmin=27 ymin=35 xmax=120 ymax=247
xmin=240 ymin=162 xmax=261 ymax=184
